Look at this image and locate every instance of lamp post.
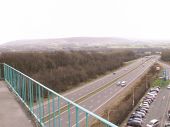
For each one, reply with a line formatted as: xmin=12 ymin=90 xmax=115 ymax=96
xmin=132 ymin=87 xmax=135 ymax=107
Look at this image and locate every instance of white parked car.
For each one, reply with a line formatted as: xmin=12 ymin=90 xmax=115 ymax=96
xmin=167 ymin=85 xmax=170 ymax=89
xmin=147 ymin=119 xmax=159 ymax=127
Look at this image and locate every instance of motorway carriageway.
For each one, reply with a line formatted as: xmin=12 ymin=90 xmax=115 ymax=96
xmin=34 ymin=56 xmax=153 ymax=119
xmin=43 ymin=56 xmax=159 ymax=127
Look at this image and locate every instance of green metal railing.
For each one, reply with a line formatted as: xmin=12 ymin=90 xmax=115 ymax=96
xmin=1 ymin=63 xmax=118 ymax=127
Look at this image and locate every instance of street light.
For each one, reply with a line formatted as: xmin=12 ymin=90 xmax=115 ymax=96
xmin=132 ymin=87 xmax=135 ymax=107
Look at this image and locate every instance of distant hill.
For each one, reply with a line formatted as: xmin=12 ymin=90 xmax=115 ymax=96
xmin=0 ymin=37 xmax=169 ymax=52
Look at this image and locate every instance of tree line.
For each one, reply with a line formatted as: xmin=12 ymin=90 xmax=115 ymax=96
xmin=0 ymin=51 xmax=137 ymax=93
xmin=161 ymin=50 xmax=170 ymax=61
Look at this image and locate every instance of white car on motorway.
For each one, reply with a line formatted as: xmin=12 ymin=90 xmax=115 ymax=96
xmin=121 ymin=81 xmax=127 ymax=87
xmin=117 ymin=81 xmax=121 ymax=86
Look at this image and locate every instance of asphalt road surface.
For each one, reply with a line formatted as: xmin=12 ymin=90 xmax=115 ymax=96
xmin=43 ymin=56 xmax=160 ymax=127
xmin=34 ymin=56 xmax=156 ymax=118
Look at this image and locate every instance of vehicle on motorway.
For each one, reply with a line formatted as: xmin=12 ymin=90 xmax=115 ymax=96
xmin=146 ymin=119 xmax=160 ymax=127
xmin=165 ymin=121 xmax=170 ymax=127
xmin=121 ymin=81 xmax=127 ymax=87
xmin=167 ymin=85 xmax=170 ymax=89
xmin=117 ymin=81 xmax=121 ymax=86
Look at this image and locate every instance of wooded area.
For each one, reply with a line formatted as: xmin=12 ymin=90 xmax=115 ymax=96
xmin=0 ymin=51 xmax=137 ymax=93
xmin=161 ymin=50 xmax=170 ymax=61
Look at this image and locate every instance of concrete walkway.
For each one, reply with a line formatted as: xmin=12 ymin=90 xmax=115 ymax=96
xmin=0 ymin=81 xmax=33 ymax=127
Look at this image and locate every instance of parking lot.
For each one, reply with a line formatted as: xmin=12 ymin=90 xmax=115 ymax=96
xmin=143 ymin=87 xmax=170 ymax=127
xmin=125 ymin=85 xmax=170 ymax=127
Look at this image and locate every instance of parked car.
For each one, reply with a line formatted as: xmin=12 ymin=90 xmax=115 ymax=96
xmin=150 ymin=89 xmax=159 ymax=93
xmin=143 ymin=100 xmax=152 ymax=105
xmin=144 ymin=98 xmax=153 ymax=103
xmin=146 ymin=119 xmax=159 ymax=127
xmin=128 ymin=118 xmax=143 ymax=123
xmin=131 ymin=113 xmax=143 ymax=119
xmin=147 ymin=92 xmax=156 ymax=98
xmin=140 ymin=107 xmax=149 ymax=113
xmin=168 ymin=110 xmax=170 ymax=119
xmin=135 ymin=111 xmax=145 ymax=118
xmin=165 ymin=121 xmax=170 ymax=127
xmin=142 ymin=103 xmax=150 ymax=108
xmin=145 ymin=95 xmax=155 ymax=100
xmin=135 ymin=109 xmax=147 ymax=114
xmin=143 ymin=101 xmax=150 ymax=105
xmin=167 ymin=85 xmax=170 ymax=89
xmin=127 ymin=120 xmax=142 ymax=127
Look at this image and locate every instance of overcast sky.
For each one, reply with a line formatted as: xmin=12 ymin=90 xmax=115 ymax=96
xmin=0 ymin=0 xmax=170 ymax=44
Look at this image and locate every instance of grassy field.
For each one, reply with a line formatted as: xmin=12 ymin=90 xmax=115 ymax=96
xmin=152 ymin=78 xmax=170 ymax=87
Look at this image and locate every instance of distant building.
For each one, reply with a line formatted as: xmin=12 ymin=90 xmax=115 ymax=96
xmin=144 ymin=51 xmax=152 ymax=55
xmin=155 ymin=52 xmax=162 ymax=54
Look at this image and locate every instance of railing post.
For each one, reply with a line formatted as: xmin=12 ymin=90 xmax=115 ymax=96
xmin=0 ymin=63 xmax=4 ymax=80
